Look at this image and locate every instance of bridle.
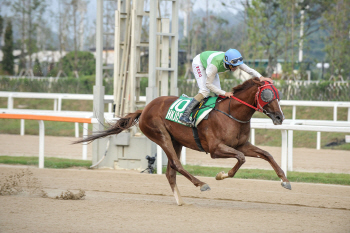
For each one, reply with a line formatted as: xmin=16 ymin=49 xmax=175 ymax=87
xmin=214 ymin=82 xmax=280 ymax=123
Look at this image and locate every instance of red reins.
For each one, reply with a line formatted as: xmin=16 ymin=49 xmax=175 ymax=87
xmin=230 ymin=95 xmax=261 ymax=112
xmin=219 ymin=82 xmax=276 ymax=113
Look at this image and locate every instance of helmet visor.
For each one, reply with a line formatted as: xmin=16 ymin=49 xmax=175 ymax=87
xmin=224 ymin=56 xmax=243 ymax=65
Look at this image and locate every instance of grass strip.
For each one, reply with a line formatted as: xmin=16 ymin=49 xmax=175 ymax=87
xmin=162 ymin=165 xmax=350 ymax=186
xmin=0 ymin=156 xmax=91 ymax=169
xmin=1 ymin=156 xmax=349 ymax=186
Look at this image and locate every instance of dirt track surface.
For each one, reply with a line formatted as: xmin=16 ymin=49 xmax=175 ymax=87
xmin=1 ymin=134 xmax=350 ymax=232
xmin=1 ymin=166 xmax=350 ymax=233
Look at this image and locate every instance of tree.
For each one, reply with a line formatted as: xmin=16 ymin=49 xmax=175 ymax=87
xmin=0 ymin=15 xmax=4 ymax=47
xmin=33 ymin=57 xmax=42 ymax=76
xmin=12 ymin=0 xmax=47 ymax=74
xmin=60 ymin=51 xmax=95 ymax=76
xmin=243 ymin=0 xmax=294 ymax=76
xmin=56 ymin=0 xmax=70 ymax=78
xmin=225 ymin=0 xmax=329 ymax=77
xmin=65 ymin=0 xmax=88 ymax=78
xmin=322 ymin=0 xmax=350 ymax=78
xmin=2 ymin=20 xmax=14 ymax=74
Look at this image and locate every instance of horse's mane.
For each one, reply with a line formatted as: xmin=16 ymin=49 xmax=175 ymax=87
xmin=232 ymin=77 xmax=261 ymax=94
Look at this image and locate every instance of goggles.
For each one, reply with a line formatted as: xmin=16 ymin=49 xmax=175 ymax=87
xmin=224 ymin=56 xmax=243 ymax=65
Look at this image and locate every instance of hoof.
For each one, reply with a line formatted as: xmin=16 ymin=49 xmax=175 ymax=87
xmin=215 ymin=171 xmax=225 ymax=180
xmin=281 ymin=182 xmax=292 ymax=190
xmin=200 ymin=184 xmax=211 ymax=192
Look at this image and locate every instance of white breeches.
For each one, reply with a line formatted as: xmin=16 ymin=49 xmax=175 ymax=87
xmin=192 ymin=55 xmax=221 ymax=98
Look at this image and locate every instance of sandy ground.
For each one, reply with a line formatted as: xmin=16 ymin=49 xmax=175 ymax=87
xmin=0 ymin=134 xmax=350 ymax=232
xmin=0 ymin=166 xmax=350 ymax=233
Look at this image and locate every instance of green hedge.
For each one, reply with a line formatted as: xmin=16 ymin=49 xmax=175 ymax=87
xmin=0 ymin=76 xmax=349 ymax=101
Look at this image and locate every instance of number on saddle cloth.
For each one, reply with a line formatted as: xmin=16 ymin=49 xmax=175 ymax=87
xmin=165 ymin=95 xmax=218 ymax=127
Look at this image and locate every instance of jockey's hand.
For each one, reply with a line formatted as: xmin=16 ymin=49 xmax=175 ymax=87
xmin=259 ymin=76 xmax=273 ymax=83
xmin=224 ymin=92 xmax=233 ymax=97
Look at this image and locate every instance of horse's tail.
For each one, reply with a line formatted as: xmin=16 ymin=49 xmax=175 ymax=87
xmin=73 ymin=110 xmax=143 ymax=144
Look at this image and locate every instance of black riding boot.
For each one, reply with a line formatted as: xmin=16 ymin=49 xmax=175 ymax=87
xmin=179 ymin=98 xmax=200 ymax=126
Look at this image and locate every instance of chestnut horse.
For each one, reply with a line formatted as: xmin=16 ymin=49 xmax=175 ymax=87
xmin=75 ymin=78 xmax=290 ymax=206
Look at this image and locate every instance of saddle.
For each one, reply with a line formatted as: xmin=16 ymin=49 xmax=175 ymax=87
xmin=166 ymin=95 xmax=221 ymax=153
xmin=165 ymin=95 xmax=218 ymax=127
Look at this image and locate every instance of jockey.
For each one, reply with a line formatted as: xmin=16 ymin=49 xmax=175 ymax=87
xmin=179 ymin=48 xmax=273 ymax=126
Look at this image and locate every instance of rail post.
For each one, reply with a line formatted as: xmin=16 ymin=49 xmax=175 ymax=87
xmin=281 ymin=130 xmax=288 ymax=176
xmin=333 ymin=104 xmax=338 ymax=121
xmin=38 ymin=120 xmax=45 ymax=168
xmin=250 ymin=128 xmax=255 ymax=145
xmin=58 ymin=96 xmax=62 ymax=111
xmin=287 ymin=122 xmax=295 ymax=171
xmin=75 ymin=123 xmax=79 ymax=138
xmin=292 ymin=105 xmax=296 ymax=120
xmin=8 ymin=93 xmax=13 ymax=109
xmin=181 ymin=147 xmax=186 ymax=165
xmin=157 ymin=145 xmax=163 ymax=174
xmin=20 ymin=119 xmax=25 ymax=136
xmin=317 ymin=132 xmax=321 ymax=150
xmin=82 ymin=122 xmax=88 ymax=160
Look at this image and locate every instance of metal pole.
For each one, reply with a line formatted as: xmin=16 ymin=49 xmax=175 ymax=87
xmin=93 ymin=0 xmax=106 ymax=166
xmin=298 ymin=10 xmax=304 ymax=62
xmin=146 ymin=0 xmax=158 ymax=104
xmin=95 ymin=0 xmax=103 ymax=88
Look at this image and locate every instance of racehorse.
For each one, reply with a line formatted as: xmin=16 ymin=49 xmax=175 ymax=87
xmin=75 ymin=77 xmax=290 ymax=206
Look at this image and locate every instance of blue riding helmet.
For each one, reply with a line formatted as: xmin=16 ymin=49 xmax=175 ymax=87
xmin=224 ymin=49 xmax=244 ymax=66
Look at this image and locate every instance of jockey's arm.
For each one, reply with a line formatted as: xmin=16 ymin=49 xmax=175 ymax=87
xmin=239 ymin=63 xmax=273 ymax=83
xmin=205 ymin=64 xmax=227 ymax=96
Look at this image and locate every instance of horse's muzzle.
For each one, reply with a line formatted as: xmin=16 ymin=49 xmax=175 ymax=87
xmin=271 ymin=112 xmax=284 ymax=125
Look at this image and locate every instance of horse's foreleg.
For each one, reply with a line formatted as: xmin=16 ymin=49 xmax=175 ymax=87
xmin=237 ymin=142 xmax=291 ymax=190
xmin=210 ymin=143 xmax=246 ymax=180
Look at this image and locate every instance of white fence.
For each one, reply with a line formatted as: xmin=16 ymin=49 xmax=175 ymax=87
xmin=1 ymin=91 xmax=348 ymax=120
xmin=279 ymin=100 xmax=350 ymax=121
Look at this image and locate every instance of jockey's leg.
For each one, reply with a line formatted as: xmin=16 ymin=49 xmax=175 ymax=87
xmin=179 ymin=93 xmax=204 ymax=126
xmin=180 ymin=56 xmax=209 ymax=126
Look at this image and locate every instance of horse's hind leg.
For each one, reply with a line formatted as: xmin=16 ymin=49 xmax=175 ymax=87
xmin=140 ymin=117 xmax=209 ymax=195
xmin=165 ymin=141 xmax=184 ymax=206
